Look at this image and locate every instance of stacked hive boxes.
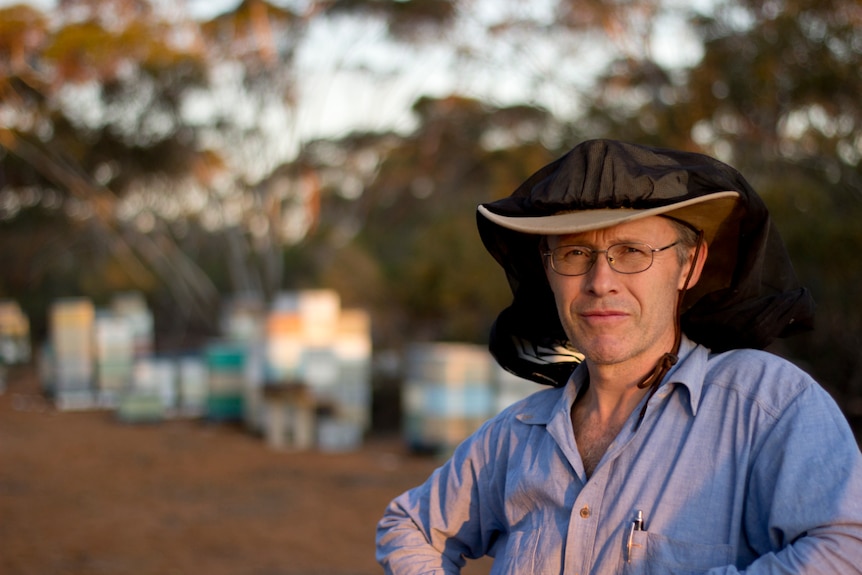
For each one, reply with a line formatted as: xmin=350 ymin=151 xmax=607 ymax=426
xmin=111 ymin=292 xmax=154 ymax=358
xmin=176 ymin=355 xmax=208 ymax=417
xmin=262 ymin=290 xmax=372 ymax=451
xmin=48 ymin=298 xmax=96 ymax=409
xmin=117 ymin=357 xmax=175 ymax=423
xmin=94 ymin=312 xmax=135 ymax=406
xmin=35 ymin=290 xmax=374 ymax=449
xmin=0 ymin=300 xmax=30 ymax=394
xmin=96 ymin=293 xmax=154 ymax=406
xmin=47 ymin=290 xmax=213 ymax=421
xmin=262 ymin=292 xmax=318 ymax=449
xmin=218 ymin=295 xmax=266 ymax=428
xmin=494 ymin=364 xmax=541 ymax=413
xmin=322 ymin=309 xmax=372 ymax=449
xmin=403 ymin=343 xmax=540 ymax=455
xmin=204 ymin=341 xmax=247 ymax=422
xmin=105 ymin=293 xmax=159 ymax=422
xmin=265 ymin=290 xmax=341 ymax=382
xmin=0 ymin=299 xmax=31 ymax=367
xmin=265 ymin=307 xmax=303 ymax=383
xmin=43 ymin=294 xmax=157 ymax=415
xmin=403 ymin=343 xmax=495 ymax=455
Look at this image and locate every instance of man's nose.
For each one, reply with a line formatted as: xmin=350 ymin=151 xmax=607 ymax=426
xmin=583 ymin=252 xmax=618 ymax=293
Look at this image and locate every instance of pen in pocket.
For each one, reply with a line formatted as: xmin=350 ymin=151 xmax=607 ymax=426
xmin=626 ymin=509 xmax=645 ymax=563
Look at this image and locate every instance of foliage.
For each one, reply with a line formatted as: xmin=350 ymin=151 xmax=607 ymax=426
xmin=321 ymin=0 xmax=456 ymax=38
xmin=1 ymin=0 xmax=861 ymax=425
xmin=0 ymin=0 xmax=308 ymax=330
xmin=296 ymin=96 xmax=561 ymax=348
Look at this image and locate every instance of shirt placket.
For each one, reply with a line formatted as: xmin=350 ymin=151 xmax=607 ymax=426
xmin=563 ymin=475 xmax=608 ymax=575
xmin=557 ymin=394 xmax=648 ymax=575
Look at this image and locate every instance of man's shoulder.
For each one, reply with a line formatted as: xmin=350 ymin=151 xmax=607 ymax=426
xmin=495 ymin=383 xmax=565 ymax=423
xmin=700 ymin=346 xmax=819 ymax=417
xmin=705 ymin=347 xmax=812 ymax=382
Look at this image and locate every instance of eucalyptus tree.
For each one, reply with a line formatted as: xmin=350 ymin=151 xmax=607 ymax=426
xmin=0 ymin=0 xmax=311 ymax=334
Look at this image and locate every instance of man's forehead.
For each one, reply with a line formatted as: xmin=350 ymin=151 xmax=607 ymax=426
xmin=548 ymin=215 xmax=675 ymax=244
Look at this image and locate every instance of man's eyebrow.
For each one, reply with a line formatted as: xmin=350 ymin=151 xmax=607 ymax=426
xmin=555 ymin=235 xmax=645 ymax=246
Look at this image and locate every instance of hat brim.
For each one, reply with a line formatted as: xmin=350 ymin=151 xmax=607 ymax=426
xmin=477 ymin=190 xmax=741 ymax=245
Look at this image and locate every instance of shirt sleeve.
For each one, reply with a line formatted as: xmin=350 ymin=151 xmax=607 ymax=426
xmin=376 ymin=419 xmax=506 ymax=575
xmin=707 ymin=381 xmax=862 ymax=574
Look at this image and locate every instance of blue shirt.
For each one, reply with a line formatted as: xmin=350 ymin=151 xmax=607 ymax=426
xmin=377 ymin=337 xmax=862 ymax=574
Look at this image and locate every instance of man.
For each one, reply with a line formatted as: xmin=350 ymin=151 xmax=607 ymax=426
xmin=376 ymin=139 xmax=862 ymax=574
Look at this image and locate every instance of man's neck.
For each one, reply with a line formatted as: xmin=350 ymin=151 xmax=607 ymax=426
xmin=572 ymin=333 xmax=686 ymax=476
xmin=579 ymin=365 xmax=650 ymax=423
xmin=572 ymin=365 xmax=652 ymax=477
xmin=579 ymin=325 xmax=682 ymax=417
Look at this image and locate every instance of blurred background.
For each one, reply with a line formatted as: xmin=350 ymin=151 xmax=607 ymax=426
xmin=1 ymin=0 xmax=861 ymax=572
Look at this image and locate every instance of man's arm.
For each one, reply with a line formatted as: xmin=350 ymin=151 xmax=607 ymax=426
xmin=376 ymin=423 xmax=503 ymax=574
xmin=709 ymin=384 xmax=862 ymax=574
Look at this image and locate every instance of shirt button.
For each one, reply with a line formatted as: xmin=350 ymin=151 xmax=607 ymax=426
xmin=579 ymin=505 xmax=591 ymax=519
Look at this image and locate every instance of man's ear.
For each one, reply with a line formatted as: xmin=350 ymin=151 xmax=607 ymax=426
xmin=540 ymin=235 xmax=553 ymax=277
xmin=679 ymin=240 xmax=708 ymax=290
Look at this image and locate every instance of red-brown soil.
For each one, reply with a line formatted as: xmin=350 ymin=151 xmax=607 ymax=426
xmin=0 ymin=365 xmax=493 ymax=575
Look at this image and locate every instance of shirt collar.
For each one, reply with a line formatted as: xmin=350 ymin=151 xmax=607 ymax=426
xmin=657 ymin=334 xmax=708 ymax=416
xmin=513 ymin=376 xmax=577 ymax=427
xmin=514 ymin=335 xmax=710 ymax=425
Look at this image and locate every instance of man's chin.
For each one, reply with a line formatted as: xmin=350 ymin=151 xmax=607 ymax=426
xmin=578 ymin=341 xmax=633 ymax=366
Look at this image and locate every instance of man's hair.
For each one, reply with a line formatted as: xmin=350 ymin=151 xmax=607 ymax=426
xmin=663 ymin=217 xmax=701 ymax=266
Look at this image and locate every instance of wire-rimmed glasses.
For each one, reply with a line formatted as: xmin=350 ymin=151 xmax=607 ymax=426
xmin=543 ymin=242 xmax=679 ymax=276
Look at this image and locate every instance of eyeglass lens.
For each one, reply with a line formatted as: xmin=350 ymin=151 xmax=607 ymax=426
xmin=550 ymin=243 xmax=657 ymax=276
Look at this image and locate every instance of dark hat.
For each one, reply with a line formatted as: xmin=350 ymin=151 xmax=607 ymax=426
xmin=477 ymin=139 xmax=815 ymax=386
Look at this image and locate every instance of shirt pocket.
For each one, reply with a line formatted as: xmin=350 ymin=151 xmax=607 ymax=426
xmin=624 ymin=530 xmax=735 ymax=575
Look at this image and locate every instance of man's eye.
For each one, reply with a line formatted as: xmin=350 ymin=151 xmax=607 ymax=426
xmin=618 ymin=244 xmax=649 ymax=256
xmin=559 ymin=247 xmax=589 ymax=259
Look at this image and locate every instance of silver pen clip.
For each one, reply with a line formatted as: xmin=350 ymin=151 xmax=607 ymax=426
xmin=626 ymin=509 xmax=644 ymax=563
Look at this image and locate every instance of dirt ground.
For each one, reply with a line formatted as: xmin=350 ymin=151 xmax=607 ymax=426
xmin=0 ymin=365 xmax=494 ymax=575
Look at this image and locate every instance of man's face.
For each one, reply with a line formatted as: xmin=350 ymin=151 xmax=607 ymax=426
xmin=545 ymin=216 xmax=698 ymax=368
